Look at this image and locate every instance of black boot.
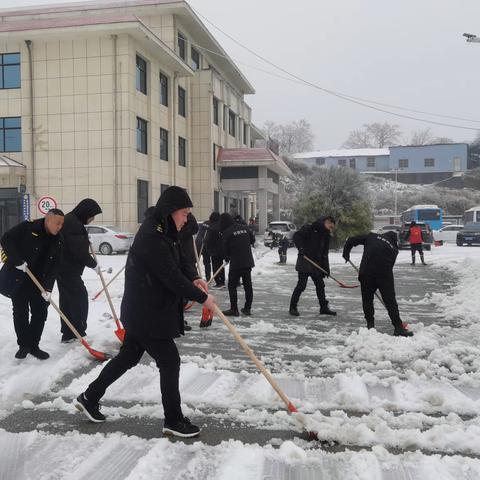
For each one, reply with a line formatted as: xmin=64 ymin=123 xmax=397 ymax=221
xmin=366 ymin=319 xmax=375 ymax=330
xmin=394 ymin=326 xmax=414 ymax=337
xmin=289 ymin=304 xmax=300 ymax=316
xmin=75 ymin=393 xmax=106 ymax=422
xmin=222 ymin=308 xmax=239 ymax=316
xmin=411 ymin=256 xmax=415 ymax=266
xmin=420 ymin=255 xmax=427 ymax=266
xmin=29 ymin=346 xmax=50 ymax=360
xmin=241 ymin=307 xmax=251 ymax=316
xmin=184 ymin=320 xmax=192 ymax=331
xmin=15 ymin=346 xmax=30 ymax=359
xmin=320 ymin=306 xmax=337 ymax=316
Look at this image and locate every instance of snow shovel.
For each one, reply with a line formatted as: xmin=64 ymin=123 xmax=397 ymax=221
xmin=90 ymin=246 xmax=125 ymax=342
xmin=199 ymin=262 xmax=228 ymax=328
xmin=25 ymin=268 xmax=110 ymax=361
xmin=213 ymin=305 xmax=317 ymax=439
xmin=192 ymin=237 xmax=213 ymax=325
xmin=347 ymin=260 xmax=409 ymax=330
xmin=303 ymin=255 xmax=359 ymax=289
xmin=92 ymin=265 xmax=125 ymax=301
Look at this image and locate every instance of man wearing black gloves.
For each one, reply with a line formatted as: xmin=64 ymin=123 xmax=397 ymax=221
xmin=75 ymin=187 xmax=216 ymax=438
xmin=57 ymin=198 xmax=102 ymax=342
xmin=0 ymin=209 xmax=65 ymax=359
xmin=342 ymin=231 xmax=413 ymax=337
xmin=220 ymin=213 xmax=255 ymax=316
xmin=289 ymin=216 xmax=336 ymax=317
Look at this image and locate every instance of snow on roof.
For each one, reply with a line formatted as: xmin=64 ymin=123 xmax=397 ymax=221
xmin=293 ymin=148 xmax=390 ymax=159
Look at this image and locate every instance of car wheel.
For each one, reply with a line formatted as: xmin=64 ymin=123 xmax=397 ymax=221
xmin=99 ymin=242 xmax=113 ymax=255
xmin=456 ymin=240 xmax=463 ymax=246
xmin=425 ymin=245 xmax=431 ymax=251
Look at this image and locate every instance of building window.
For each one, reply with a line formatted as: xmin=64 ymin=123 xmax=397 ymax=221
xmin=228 ymin=109 xmax=236 ymax=137
xmin=0 ymin=117 xmax=21 ymax=152
xmin=161 ymin=183 xmax=169 ymax=194
xmin=213 ymin=97 xmax=219 ymax=125
xmin=214 ymin=190 xmax=219 ymax=212
xmin=399 ymin=158 xmax=409 ymax=168
xmin=424 ymin=158 xmax=435 ymax=167
xmin=178 ymin=31 xmax=187 ymax=61
xmin=136 ymin=55 xmax=147 ymax=94
xmin=178 ymin=86 xmax=186 ymax=117
xmin=191 ymin=46 xmax=200 ymax=70
xmin=243 ymin=123 xmax=248 ymax=145
xmin=159 ymin=72 xmax=168 ymax=107
xmin=137 ymin=179 xmax=149 ymax=223
xmin=213 ymin=143 xmax=218 ymax=171
xmin=178 ymin=136 xmax=187 ymax=167
xmin=367 ymin=157 xmax=376 ymax=168
xmin=0 ymin=53 xmax=20 ymax=89
xmin=160 ymin=128 xmax=168 ymax=161
xmin=349 ymin=158 xmax=356 ymax=169
xmin=136 ymin=117 xmax=148 ymax=154
xmin=223 ymin=105 xmax=228 ymax=131
xmin=338 ymin=158 xmax=346 ymax=167
xmin=316 ymin=157 xmax=325 ymax=166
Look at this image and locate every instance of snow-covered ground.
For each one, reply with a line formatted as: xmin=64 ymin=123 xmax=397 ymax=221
xmin=1 ymin=243 xmax=480 ymax=479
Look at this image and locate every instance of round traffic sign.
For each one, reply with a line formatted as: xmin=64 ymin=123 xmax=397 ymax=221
xmin=37 ymin=196 xmax=57 ymax=215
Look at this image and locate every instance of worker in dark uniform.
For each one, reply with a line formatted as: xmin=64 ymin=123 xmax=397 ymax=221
xmin=204 ymin=212 xmax=225 ymax=287
xmin=57 ymin=199 xmax=102 ymax=342
xmin=220 ymin=213 xmax=255 ymax=316
xmin=75 ymin=187 xmax=216 ymax=438
xmin=278 ymin=234 xmax=289 ymax=264
xmin=289 ymin=216 xmax=336 ymax=317
xmin=0 ymin=209 xmax=65 ymax=359
xmin=343 ymin=230 xmax=413 ymax=337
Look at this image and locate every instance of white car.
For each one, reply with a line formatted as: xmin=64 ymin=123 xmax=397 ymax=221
xmin=263 ymin=221 xmax=297 ymax=247
xmin=434 ymin=224 xmax=464 ymax=243
xmin=86 ymin=225 xmax=134 ymax=255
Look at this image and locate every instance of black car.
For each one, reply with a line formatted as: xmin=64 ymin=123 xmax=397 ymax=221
xmin=398 ymin=222 xmax=433 ymax=251
xmin=456 ymin=222 xmax=480 ymax=246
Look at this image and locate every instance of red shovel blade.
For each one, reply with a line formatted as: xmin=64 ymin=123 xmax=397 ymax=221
xmin=337 ymin=281 xmax=360 ymax=289
xmin=115 ymin=328 xmax=125 ymax=342
xmin=81 ymin=339 xmax=111 ymax=362
xmin=199 ymin=306 xmax=214 ymax=328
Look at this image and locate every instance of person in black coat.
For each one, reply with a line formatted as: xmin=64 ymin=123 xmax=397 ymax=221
xmin=195 ymin=217 xmax=211 ymax=280
xmin=220 ymin=213 xmax=255 ymax=316
xmin=289 ymin=216 xmax=336 ymax=317
xmin=204 ymin=212 xmax=225 ymax=287
xmin=57 ymin=198 xmax=102 ymax=342
xmin=76 ymin=186 xmax=216 ymax=438
xmin=278 ymin=234 xmax=289 ymax=264
xmin=0 ymin=209 xmax=65 ymax=359
xmin=343 ymin=231 xmax=413 ymax=337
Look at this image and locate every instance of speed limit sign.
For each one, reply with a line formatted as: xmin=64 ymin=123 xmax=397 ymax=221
xmin=37 ymin=196 xmax=58 ymax=215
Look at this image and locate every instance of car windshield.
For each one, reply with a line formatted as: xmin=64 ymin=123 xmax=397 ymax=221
xmin=464 ymin=223 xmax=480 ymax=231
xmin=269 ymin=224 xmax=288 ymax=231
xmin=105 ymin=226 xmax=123 ymax=233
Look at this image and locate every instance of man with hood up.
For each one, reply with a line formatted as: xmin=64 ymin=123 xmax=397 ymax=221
xmin=220 ymin=213 xmax=255 ymax=316
xmin=57 ymin=198 xmax=102 ymax=342
xmin=343 ymin=230 xmax=413 ymax=337
xmin=75 ymin=187 xmax=216 ymax=438
xmin=204 ymin=211 xmax=225 ymax=288
xmin=289 ymin=216 xmax=336 ymax=317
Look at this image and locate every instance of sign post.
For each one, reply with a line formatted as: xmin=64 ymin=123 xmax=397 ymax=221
xmin=22 ymin=193 xmax=30 ymax=220
xmin=37 ymin=196 xmax=57 ymax=216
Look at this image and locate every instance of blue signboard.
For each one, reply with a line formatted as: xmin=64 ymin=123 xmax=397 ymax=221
xmin=22 ymin=193 xmax=30 ymax=221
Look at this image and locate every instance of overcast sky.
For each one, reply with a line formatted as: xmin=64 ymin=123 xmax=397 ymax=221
xmin=3 ymin=0 xmax=480 ymax=149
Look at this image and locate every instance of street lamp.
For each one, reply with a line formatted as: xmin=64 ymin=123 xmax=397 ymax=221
xmin=390 ymin=167 xmax=403 ymax=219
xmin=463 ymin=33 xmax=480 ymax=43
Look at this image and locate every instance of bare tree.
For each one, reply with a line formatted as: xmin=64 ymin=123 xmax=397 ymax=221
xmin=408 ymin=127 xmax=435 ymax=146
xmin=432 ymin=136 xmax=454 ymax=144
xmin=342 ymin=122 xmax=402 ymax=148
xmin=262 ymin=119 xmax=314 ymax=154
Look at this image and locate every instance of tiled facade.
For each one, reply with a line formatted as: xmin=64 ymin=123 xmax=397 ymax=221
xmin=0 ymin=0 xmax=256 ymax=231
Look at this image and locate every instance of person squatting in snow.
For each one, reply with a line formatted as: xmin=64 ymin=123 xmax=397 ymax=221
xmin=220 ymin=212 xmax=256 ymax=317
xmin=342 ymin=231 xmax=413 ymax=337
xmin=75 ymin=186 xmax=216 ymax=438
xmin=0 ymin=209 xmax=65 ymax=360
xmin=289 ymin=216 xmax=337 ymax=317
xmin=406 ymin=221 xmax=427 ymax=266
xmin=57 ymin=198 xmax=103 ymax=343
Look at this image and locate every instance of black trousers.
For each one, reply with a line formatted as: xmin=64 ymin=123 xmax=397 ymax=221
xmin=12 ymin=281 xmax=49 ymax=348
xmin=202 ymin=253 xmax=212 ymax=281
xmin=228 ymin=268 xmax=252 ymax=310
xmin=85 ymin=332 xmax=183 ymax=424
xmin=211 ymin=256 xmax=225 ymax=285
xmin=57 ymin=273 xmax=88 ymax=338
xmin=410 ymin=244 xmax=424 ymax=261
xmin=360 ymin=275 xmax=402 ymax=329
xmin=290 ymin=272 xmax=327 ymax=308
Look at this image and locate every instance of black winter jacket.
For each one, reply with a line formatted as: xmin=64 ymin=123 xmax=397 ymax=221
xmin=120 ymin=187 xmax=208 ymax=340
xmin=178 ymin=213 xmax=201 ymax=280
xmin=0 ymin=218 xmax=64 ymax=291
xmin=343 ymin=231 xmax=398 ymax=279
xmin=294 ymin=216 xmax=331 ymax=276
xmin=59 ymin=199 xmax=101 ymax=276
xmin=205 ymin=221 xmax=224 ymax=258
xmin=221 ymin=215 xmax=255 ymax=271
